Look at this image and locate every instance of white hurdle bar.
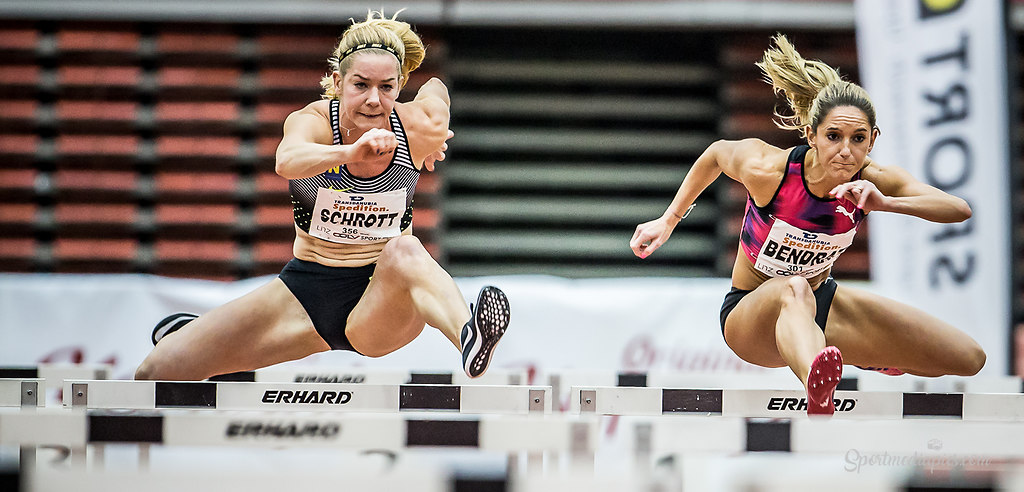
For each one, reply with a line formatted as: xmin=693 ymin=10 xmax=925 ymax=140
xmin=63 ymin=380 xmax=552 ymax=414
xmin=569 ymin=386 xmax=1024 ymax=421
xmin=1 ymin=407 xmax=598 ymax=479
xmin=550 ymin=369 xmax=1024 ymax=396
xmin=1 ymin=365 xmax=112 ymax=404
xmin=0 ymin=379 xmax=43 ymax=408
xmin=0 ymin=408 xmax=597 ymax=454
xmin=210 ymin=366 xmax=530 ymax=386
xmin=633 ymin=416 xmax=1024 ymax=457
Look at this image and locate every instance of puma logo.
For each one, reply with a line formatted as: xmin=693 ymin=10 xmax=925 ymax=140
xmin=835 ymin=205 xmax=856 ymax=223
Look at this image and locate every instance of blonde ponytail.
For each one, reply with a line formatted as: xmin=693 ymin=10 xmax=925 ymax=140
xmin=755 ymin=34 xmax=875 ymax=133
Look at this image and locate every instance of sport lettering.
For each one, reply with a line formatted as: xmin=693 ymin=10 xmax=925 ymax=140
xmin=262 ymin=390 xmax=352 ymax=405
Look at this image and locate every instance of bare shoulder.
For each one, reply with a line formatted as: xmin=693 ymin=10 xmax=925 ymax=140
xmin=716 ymin=138 xmax=789 ymax=204
xmin=718 ymin=138 xmax=787 ymax=178
xmin=287 ymin=100 xmax=331 ymax=121
xmin=282 ymin=100 xmax=333 ymax=144
xmin=393 ymin=101 xmax=426 ymax=129
xmin=858 ymin=156 xmax=915 ymax=195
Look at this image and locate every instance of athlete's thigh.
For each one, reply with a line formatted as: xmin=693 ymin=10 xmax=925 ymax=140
xmin=722 ymin=278 xmax=790 ymax=367
xmin=150 ymin=278 xmax=329 ymax=378
xmin=825 ymin=284 xmax=978 ymax=371
xmin=345 ymin=268 xmax=426 ymax=356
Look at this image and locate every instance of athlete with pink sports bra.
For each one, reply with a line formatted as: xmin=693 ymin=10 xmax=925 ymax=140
xmin=630 ymin=34 xmax=985 ymax=416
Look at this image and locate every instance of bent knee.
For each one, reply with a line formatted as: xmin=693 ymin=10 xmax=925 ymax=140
xmin=134 ymin=359 xmax=160 ymax=380
xmin=778 ymin=276 xmax=814 ymax=307
xmin=377 ymin=236 xmax=433 ymax=274
xmin=134 ymin=352 xmax=201 ymax=381
xmin=382 ymin=235 xmax=425 ymax=257
xmin=955 ymin=343 xmax=986 ymax=376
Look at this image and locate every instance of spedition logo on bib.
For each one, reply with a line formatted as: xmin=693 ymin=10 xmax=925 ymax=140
xmin=261 ymin=389 xmax=352 ymax=405
xmin=309 ymin=187 xmax=406 ymax=244
xmin=754 ymin=218 xmax=857 ymax=277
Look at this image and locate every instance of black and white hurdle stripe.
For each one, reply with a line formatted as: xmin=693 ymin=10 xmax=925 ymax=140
xmin=209 ymin=367 xmax=528 ymax=386
xmin=63 ymin=380 xmax=551 ymax=414
xmin=550 ymin=369 xmax=1024 ymax=394
xmin=636 ymin=416 xmax=1024 ymax=457
xmin=1 ymin=408 xmax=597 ymax=455
xmin=571 ymin=386 xmax=1024 ymax=420
xmin=0 ymin=378 xmax=43 ymax=408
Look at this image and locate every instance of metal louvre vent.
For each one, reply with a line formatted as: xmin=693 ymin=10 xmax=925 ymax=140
xmin=442 ymin=28 xmax=725 ymax=278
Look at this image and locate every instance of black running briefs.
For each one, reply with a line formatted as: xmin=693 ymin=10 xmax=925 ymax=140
xmin=719 ymin=277 xmax=839 ymax=336
xmin=278 ymin=258 xmax=374 ymax=353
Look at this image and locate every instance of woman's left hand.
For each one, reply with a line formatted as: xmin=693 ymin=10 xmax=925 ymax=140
xmin=830 ymin=179 xmax=887 ymax=212
xmin=423 ymin=130 xmax=454 ymax=172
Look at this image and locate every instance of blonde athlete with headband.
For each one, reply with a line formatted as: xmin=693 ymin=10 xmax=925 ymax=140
xmin=137 ymin=11 xmax=510 ymax=381
xmin=630 ymin=34 xmax=985 ymax=415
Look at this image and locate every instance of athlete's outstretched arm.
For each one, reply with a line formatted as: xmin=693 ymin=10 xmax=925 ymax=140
xmin=404 ymin=77 xmax=452 ymax=170
xmin=275 ymin=104 xmax=400 ymax=180
xmin=832 ymin=161 xmax=972 ymax=223
xmin=630 ymin=138 xmax=778 ymax=258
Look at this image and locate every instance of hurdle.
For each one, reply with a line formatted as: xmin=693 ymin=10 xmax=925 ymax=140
xmin=62 ymin=380 xmax=552 ymax=414
xmin=0 ymin=407 xmax=598 ymax=477
xmin=548 ymin=369 xmax=806 ymax=410
xmin=26 ymin=453 xmax=452 ymax=492
xmin=633 ymin=416 xmax=1024 ymax=457
xmin=210 ymin=366 xmax=530 ymax=386
xmin=0 ymin=379 xmax=43 ymax=408
xmin=568 ymin=386 xmax=1024 ymax=420
xmin=0 ymin=408 xmax=596 ymax=452
xmin=550 ymin=369 xmax=1024 ymax=396
xmin=1 ymin=365 xmax=113 ymax=407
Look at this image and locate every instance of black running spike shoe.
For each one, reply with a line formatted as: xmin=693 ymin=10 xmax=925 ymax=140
xmin=460 ymin=286 xmax=510 ymax=378
xmin=151 ymin=312 xmax=198 ymax=346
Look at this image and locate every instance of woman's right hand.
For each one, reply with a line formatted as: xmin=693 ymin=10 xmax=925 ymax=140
xmin=630 ymin=215 xmax=677 ymax=259
xmin=349 ymin=128 xmax=398 ymax=161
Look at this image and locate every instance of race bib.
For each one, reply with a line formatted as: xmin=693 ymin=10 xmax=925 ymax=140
xmin=753 ymin=218 xmax=857 ymax=278
xmin=309 ymin=188 xmax=406 ymax=244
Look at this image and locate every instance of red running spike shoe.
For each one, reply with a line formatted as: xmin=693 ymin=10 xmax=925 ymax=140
xmin=807 ymin=346 xmax=843 ymax=416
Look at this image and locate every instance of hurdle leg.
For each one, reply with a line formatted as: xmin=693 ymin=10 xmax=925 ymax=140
xmin=19 ymin=447 xmax=35 ymax=478
xmin=16 ymin=380 xmax=38 ymax=477
xmin=69 ymin=446 xmax=86 ymax=468
xmin=138 ymin=444 xmax=151 ymax=470
xmin=569 ymin=421 xmax=594 ymax=471
xmin=91 ymin=444 xmax=105 ymax=470
xmin=527 ymin=450 xmax=543 ymax=474
xmin=634 ymin=421 xmax=652 ymax=472
xmin=68 ymin=382 xmax=88 ymax=468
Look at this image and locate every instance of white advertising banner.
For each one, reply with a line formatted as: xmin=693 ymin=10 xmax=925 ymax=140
xmin=0 ymin=273 xmax=761 ymax=381
xmin=855 ymin=0 xmax=1011 ymax=374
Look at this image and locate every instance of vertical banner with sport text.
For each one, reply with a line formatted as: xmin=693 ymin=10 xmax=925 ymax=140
xmin=855 ymin=0 xmax=1011 ymax=374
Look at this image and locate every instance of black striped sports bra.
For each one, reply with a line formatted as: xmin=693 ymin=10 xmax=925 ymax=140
xmin=288 ymin=99 xmax=419 ymax=243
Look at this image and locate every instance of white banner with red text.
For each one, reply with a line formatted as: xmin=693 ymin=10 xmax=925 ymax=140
xmin=855 ymin=0 xmax=1011 ymax=374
